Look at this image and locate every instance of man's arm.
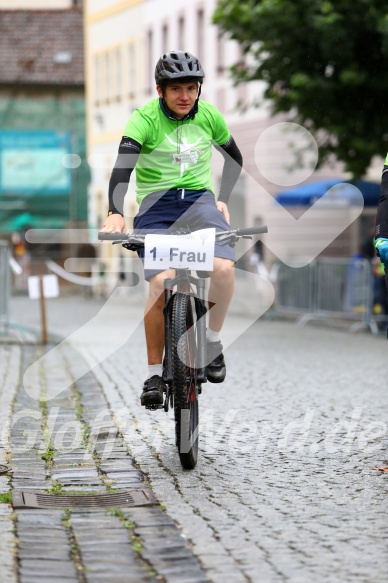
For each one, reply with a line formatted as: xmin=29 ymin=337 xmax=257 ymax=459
xmin=100 ymin=137 xmax=142 ymax=233
xmin=214 ymin=136 xmax=243 ymax=204
xmin=107 ymin=137 xmax=142 ymax=215
xmin=214 ymin=136 xmax=243 ymax=224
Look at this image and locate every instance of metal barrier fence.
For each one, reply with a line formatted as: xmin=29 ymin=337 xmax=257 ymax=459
xmin=0 ymin=240 xmax=10 ymax=334
xmin=275 ymin=257 xmax=382 ymax=334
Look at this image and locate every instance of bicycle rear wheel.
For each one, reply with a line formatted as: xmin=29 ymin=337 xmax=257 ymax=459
xmin=171 ymin=292 xmax=199 ymax=469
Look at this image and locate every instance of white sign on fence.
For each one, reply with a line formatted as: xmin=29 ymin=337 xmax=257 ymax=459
xmin=28 ymin=274 xmax=59 ymax=300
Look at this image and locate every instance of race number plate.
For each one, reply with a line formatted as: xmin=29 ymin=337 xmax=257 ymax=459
xmin=144 ymin=228 xmax=215 ymax=270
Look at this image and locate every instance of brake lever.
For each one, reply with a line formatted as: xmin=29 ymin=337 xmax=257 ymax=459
xmin=217 ymin=233 xmax=233 ymax=243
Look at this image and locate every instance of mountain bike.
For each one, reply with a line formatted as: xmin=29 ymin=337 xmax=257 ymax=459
xmin=99 ymin=225 xmax=268 ymax=469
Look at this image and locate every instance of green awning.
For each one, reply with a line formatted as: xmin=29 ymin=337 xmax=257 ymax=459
xmin=0 ymin=212 xmax=68 ymax=233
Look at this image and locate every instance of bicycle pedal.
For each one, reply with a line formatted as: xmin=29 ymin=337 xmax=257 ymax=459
xmin=145 ymin=403 xmax=164 ymax=411
xmin=163 ymin=397 xmax=169 ymax=412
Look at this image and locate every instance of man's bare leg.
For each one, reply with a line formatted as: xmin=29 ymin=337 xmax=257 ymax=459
xmin=208 ymin=258 xmax=235 ymax=331
xmin=141 ymin=269 xmax=175 ymax=407
xmin=206 ymin=258 xmax=234 ymax=382
xmin=144 ymin=269 xmax=175 ymax=364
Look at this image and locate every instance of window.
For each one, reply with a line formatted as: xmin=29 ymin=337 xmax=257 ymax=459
xmin=104 ymin=51 xmax=110 ymax=101
xmin=147 ymin=29 xmax=153 ymax=94
xmin=128 ymin=43 xmax=136 ymax=98
xmin=178 ymin=16 xmax=185 ymax=50
xmin=162 ymin=24 xmax=169 ymax=54
xmin=236 ymin=45 xmax=247 ymax=104
xmin=115 ymin=47 xmax=121 ymax=99
xmin=197 ymin=8 xmax=204 ymax=63
xmin=94 ymin=54 xmax=100 ymax=104
xmin=216 ymin=29 xmax=225 ymax=74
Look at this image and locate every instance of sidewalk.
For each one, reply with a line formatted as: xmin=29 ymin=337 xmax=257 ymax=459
xmin=4 ymin=270 xmax=272 ymax=342
xmin=1 ymin=293 xmax=209 ymax=583
xmin=3 ymin=289 xmax=387 ymax=583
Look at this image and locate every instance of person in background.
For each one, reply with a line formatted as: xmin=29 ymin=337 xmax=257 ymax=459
xmin=375 ymin=154 xmax=388 ymax=287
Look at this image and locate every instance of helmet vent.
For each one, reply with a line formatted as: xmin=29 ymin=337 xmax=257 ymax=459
xmin=164 ymin=63 xmax=176 ymax=73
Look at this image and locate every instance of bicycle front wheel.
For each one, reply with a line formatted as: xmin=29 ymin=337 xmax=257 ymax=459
xmin=171 ymin=292 xmax=199 ymax=470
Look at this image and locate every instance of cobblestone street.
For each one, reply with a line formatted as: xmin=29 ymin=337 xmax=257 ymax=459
xmin=1 ymin=292 xmax=387 ymax=583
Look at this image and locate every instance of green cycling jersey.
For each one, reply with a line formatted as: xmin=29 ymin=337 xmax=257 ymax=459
xmin=123 ymin=98 xmax=230 ymax=205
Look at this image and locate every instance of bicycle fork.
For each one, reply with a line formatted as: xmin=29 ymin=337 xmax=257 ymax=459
xmin=163 ymin=278 xmax=174 ymax=384
xmin=195 ymin=277 xmax=207 ymax=383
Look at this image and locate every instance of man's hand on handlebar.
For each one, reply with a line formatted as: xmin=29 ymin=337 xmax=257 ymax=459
xmin=100 ymin=213 xmax=126 ymax=234
xmin=216 ymin=201 xmax=230 ymax=225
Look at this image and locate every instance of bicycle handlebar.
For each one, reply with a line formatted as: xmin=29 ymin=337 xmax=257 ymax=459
xmin=233 ymin=226 xmax=268 ymax=236
xmin=98 ymin=232 xmax=129 ymax=241
xmin=98 ymin=225 xmax=268 ymax=245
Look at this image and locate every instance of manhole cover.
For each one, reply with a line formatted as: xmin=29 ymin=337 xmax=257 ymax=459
xmin=0 ymin=464 xmax=9 ymax=475
xmin=12 ymin=489 xmax=158 ymax=509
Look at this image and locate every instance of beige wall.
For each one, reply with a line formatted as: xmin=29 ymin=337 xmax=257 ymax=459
xmin=84 ymin=0 xmax=144 ymax=240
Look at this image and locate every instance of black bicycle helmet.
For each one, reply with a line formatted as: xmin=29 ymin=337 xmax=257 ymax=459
xmin=155 ymin=51 xmax=205 ymax=86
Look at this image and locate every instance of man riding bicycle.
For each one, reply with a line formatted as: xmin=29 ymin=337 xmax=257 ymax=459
xmin=100 ymin=51 xmax=243 ymax=408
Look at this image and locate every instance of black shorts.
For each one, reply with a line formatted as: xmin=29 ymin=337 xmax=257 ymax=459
xmin=133 ymin=189 xmax=235 ymax=280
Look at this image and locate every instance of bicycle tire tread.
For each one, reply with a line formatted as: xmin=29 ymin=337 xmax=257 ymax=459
xmin=171 ymin=292 xmax=198 ymax=469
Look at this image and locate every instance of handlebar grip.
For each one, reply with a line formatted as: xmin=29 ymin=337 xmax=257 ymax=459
xmin=98 ymin=232 xmax=128 ymax=241
xmin=235 ymin=226 xmax=268 ymax=236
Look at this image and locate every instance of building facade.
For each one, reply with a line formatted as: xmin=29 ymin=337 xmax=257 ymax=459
xmin=85 ymin=0 xmax=270 ymax=261
xmin=0 ymin=7 xmax=88 ymax=236
xmin=85 ymin=0 xmax=380 ymax=263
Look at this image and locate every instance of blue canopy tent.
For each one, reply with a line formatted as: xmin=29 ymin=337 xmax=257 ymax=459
xmin=275 ymin=179 xmax=380 ymax=207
